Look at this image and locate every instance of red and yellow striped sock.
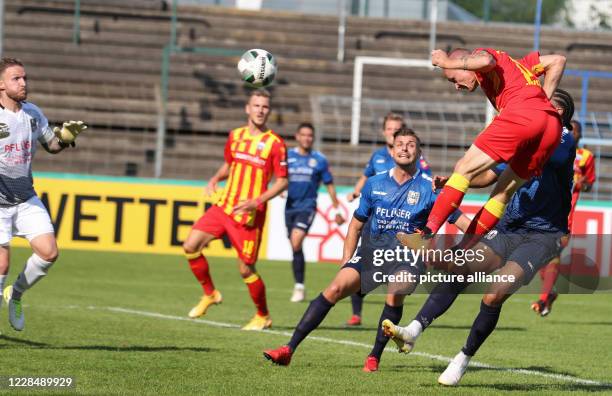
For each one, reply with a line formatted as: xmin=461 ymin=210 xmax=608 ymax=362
xmin=185 ymin=251 xmax=215 ymax=295
xmin=459 ymin=198 xmax=506 ymax=249
xmin=244 ymin=273 xmax=268 ymax=316
xmin=426 ymin=173 xmax=470 ymax=234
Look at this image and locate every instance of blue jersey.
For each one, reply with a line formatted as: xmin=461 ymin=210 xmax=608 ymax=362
xmin=363 ymin=147 xmax=431 ymax=177
xmin=286 ymin=148 xmax=333 ymax=212
xmin=496 ymin=127 xmax=576 ymax=233
xmin=354 ymin=168 xmax=437 ymax=236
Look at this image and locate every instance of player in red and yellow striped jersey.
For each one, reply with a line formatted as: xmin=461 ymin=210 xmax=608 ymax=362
xmin=399 ymin=47 xmax=566 ymax=253
xmin=182 ymin=89 xmax=288 ymax=330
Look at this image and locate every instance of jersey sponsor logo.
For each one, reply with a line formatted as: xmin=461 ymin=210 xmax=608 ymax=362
xmin=308 ymin=158 xmax=318 ymax=168
xmin=375 ymin=159 xmax=385 ymax=163
xmin=372 ymin=190 xmax=387 ymax=196
xmin=0 ymin=123 xmax=10 ymax=139
xmin=407 ymin=190 xmax=420 ymax=205
xmin=287 ymin=158 xmax=297 ymax=163
xmin=234 ymin=151 xmax=266 ymax=166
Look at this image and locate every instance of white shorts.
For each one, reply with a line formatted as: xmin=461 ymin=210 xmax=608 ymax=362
xmin=0 ymin=196 xmax=55 ymax=246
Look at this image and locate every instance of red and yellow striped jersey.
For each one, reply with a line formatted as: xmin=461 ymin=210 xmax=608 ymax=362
xmin=474 ymin=48 xmax=553 ymax=112
xmin=217 ymin=126 xmax=287 ymax=225
xmin=573 ymin=147 xmax=596 ymax=192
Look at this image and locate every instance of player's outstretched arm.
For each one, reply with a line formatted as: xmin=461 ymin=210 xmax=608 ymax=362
xmin=431 ymin=49 xmax=495 ymax=72
xmin=539 ymin=54 xmax=567 ymax=99
xmin=44 ymin=120 xmax=88 ymax=153
xmin=341 ymin=216 xmax=364 ymax=263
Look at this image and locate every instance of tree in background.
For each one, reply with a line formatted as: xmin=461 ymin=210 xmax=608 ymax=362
xmin=454 ymin=0 xmax=568 ymax=24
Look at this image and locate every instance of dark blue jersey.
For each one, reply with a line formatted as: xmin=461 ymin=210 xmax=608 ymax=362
xmin=286 ymin=148 xmax=333 ymax=212
xmin=363 ymin=147 xmax=431 ymax=177
xmin=354 ymin=168 xmax=437 ymax=236
xmin=496 ymin=127 xmax=576 ymax=233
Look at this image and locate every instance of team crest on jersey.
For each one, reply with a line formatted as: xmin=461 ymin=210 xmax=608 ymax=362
xmin=30 ymin=118 xmax=38 ymax=132
xmin=0 ymin=123 xmax=9 ymax=138
xmin=308 ymin=158 xmax=318 ymax=167
xmin=407 ymin=190 xmax=420 ymax=205
xmin=257 ymin=141 xmax=266 ymax=151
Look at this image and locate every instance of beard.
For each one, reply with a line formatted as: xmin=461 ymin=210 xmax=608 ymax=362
xmin=8 ymin=89 xmax=27 ymax=102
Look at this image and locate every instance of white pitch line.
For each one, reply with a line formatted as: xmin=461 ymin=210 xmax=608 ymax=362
xmin=104 ymin=306 xmax=610 ymax=387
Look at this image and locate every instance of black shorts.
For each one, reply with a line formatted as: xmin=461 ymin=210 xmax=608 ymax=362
xmin=285 ymin=209 xmax=316 ymax=235
xmin=342 ymin=233 xmax=424 ymax=294
xmin=481 ymin=228 xmax=563 ymax=284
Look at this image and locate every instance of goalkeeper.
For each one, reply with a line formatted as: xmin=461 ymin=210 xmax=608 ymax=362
xmin=0 ymin=58 xmax=87 ymax=331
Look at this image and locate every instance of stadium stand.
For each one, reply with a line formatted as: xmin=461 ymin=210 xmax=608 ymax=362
xmin=5 ymin=0 xmax=612 ymax=196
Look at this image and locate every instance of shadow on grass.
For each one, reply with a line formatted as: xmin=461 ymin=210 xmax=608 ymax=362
xmin=0 ymin=335 xmax=214 ymax=353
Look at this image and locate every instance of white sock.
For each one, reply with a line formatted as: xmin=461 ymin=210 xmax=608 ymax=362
xmin=294 ymin=283 xmax=304 ymax=289
xmin=13 ymin=253 xmax=54 ymax=299
xmin=406 ymin=320 xmax=423 ymax=338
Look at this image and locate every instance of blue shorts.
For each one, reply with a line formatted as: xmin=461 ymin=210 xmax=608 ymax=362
xmin=285 ymin=209 xmax=316 ymax=235
xmin=481 ymin=228 xmax=563 ymax=284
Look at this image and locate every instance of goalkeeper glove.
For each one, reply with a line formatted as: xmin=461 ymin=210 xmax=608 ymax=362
xmin=54 ymin=120 xmax=87 ymax=146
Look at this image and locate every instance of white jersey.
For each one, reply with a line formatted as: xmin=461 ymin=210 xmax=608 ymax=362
xmin=0 ymin=101 xmax=54 ymax=206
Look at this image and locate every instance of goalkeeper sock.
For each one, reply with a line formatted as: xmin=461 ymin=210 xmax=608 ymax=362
xmin=244 ymin=273 xmax=268 ymax=316
xmin=288 ymin=293 xmax=334 ymax=351
xmin=370 ymin=303 xmax=403 ymax=360
xmin=13 ymin=253 xmax=54 ymax=300
xmin=185 ymin=252 xmax=215 ymax=295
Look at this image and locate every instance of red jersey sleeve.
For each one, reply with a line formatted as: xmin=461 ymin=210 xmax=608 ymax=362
xmin=270 ymin=139 xmax=288 ymax=178
xmin=519 ymin=51 xmax=545 ymax=77
xmin=223 ymin=132 xmax=234 ymax=164
xmin=583 ymin=154 xmax=596 ymax=184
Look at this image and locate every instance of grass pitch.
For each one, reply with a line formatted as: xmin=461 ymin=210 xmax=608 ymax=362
xmin=1 ymin=248 xmax=611 ymax=395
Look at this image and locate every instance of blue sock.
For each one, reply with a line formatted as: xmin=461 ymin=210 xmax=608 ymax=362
xmin=461 ymin=301 xmax=502 ymax=356
xmin=288 ymin=293 xmax=334 ymax=351
xmin=415 ymin=280 xmax=470 ymax=329
xmin=370 ymin=303 xmax=403 ymax=360
xmin=351 ymin=293 xmax=363 ymax=316
xmin=292 ymin=249 xmax=305 ymax=284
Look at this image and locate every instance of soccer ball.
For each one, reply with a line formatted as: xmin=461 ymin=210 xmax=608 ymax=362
xmin=237 ymin=49 xmax=277 ymax=88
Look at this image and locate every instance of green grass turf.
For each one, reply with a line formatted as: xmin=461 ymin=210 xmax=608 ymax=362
xmin=0 ymin=248 xmax=611 ymax=395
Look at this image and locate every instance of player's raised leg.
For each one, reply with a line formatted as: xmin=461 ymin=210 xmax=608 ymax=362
xmin=424 ymin=145 xmax=495 ymax=236
xmin=182 ymin=226 xmax=222 ymax=319
xmin=5 ymin=232 xmax=57 ymax=331
xmin=264 ymin=267 xmax=361 ymax=365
